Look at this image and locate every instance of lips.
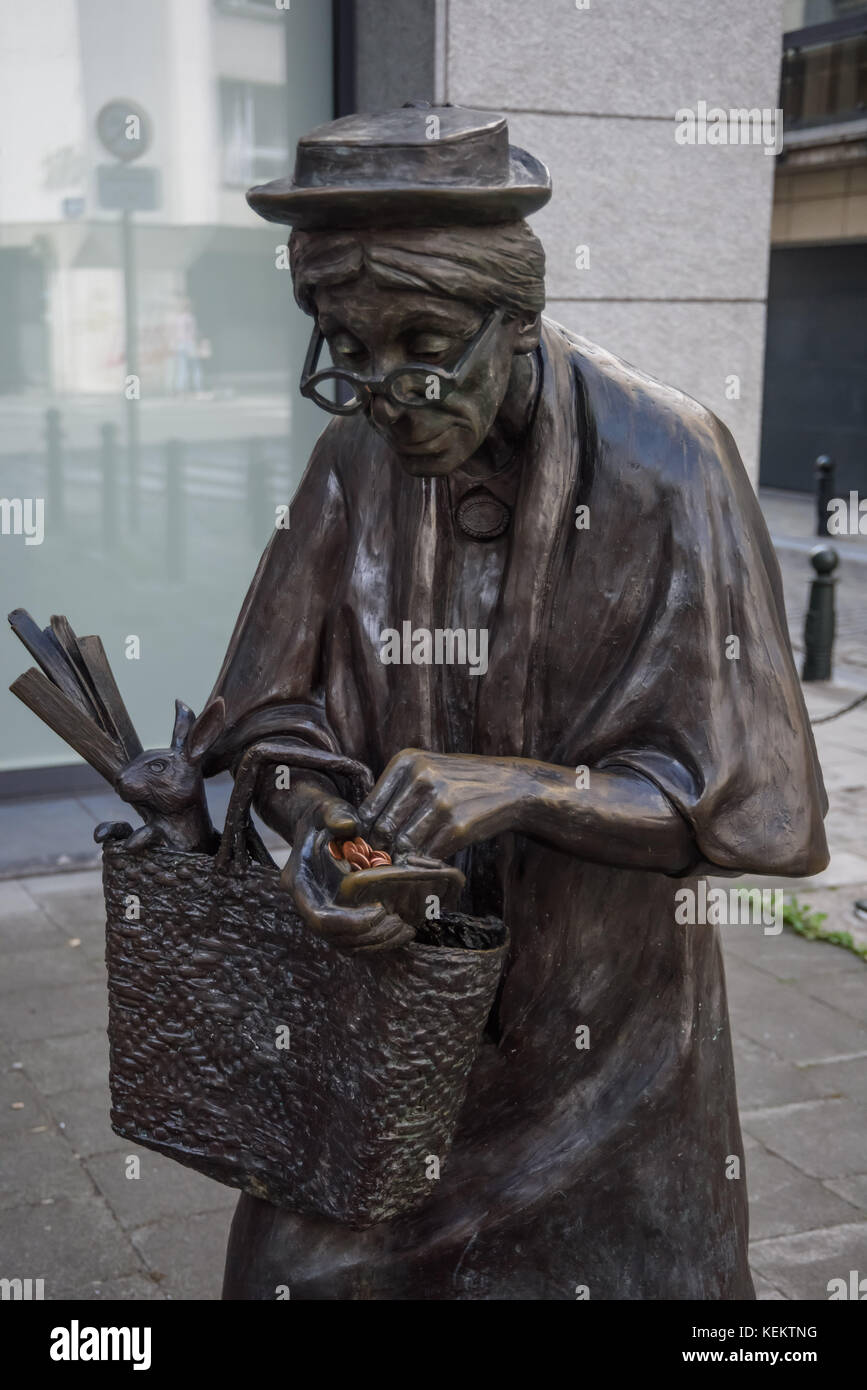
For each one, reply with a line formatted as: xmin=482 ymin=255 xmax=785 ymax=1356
xmin=391 ymin=426 xmax=451 ymax=455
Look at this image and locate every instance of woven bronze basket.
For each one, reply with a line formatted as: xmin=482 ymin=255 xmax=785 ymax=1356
xmin=103 ymin=842 xmax=507 ymax=1228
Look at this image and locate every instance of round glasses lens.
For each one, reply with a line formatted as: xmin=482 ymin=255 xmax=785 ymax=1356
xmin=311 ymin=376 xmax=365 ymax=413
xmin=391 ymin=369 xmax=441 ymax=406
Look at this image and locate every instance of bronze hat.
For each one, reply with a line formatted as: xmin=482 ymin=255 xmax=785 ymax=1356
xmin=246 ymin=103 xmax=552 ymax=230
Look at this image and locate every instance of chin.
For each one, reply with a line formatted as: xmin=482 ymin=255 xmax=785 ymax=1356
xmin=378 ymin=419 xmax=477 ymax=477
xmin=392 ymin=436 xmax=476 ymax=478
xmin=397 ymin=451 xmax=464 ymax=478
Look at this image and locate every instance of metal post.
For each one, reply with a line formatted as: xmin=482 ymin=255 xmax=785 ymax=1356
xmin=165 ymin=438 xmax=185 ymax=582
xmin=331 ymin=0 xmax=357 ymax=117
xmin=121 ymin=208 xmax=140 ymax=531
xmin=99 ymin=421 xmax=119 ymax=550
xmin=815 ymin=454 xmax=835 ymax=537
xmin=802 ymin=545 xmax=838 ymax=682
xmin=45 ymin=408 xmax=63 ymax=529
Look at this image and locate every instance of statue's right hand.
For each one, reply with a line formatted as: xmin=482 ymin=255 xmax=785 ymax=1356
xmin=280 ymin=799 xmax=414 ymax=954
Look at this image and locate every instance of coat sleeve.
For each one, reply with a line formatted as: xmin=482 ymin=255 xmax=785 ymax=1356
xmin=202 ymin=421 xmax=351 ymax=776
xmin=581 ymin=411 xmax=829 ymax=880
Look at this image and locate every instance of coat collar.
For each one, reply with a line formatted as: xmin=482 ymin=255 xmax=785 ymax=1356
xmin=474 ymin=319 xmax=585 ymax=755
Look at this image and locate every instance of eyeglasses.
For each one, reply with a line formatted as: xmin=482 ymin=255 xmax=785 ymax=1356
xmin=300 ymin=307 xmax=505 ymax=415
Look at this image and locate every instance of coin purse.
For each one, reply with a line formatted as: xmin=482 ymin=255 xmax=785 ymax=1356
xmin=315 ymin=829 xmax=465 ymax=926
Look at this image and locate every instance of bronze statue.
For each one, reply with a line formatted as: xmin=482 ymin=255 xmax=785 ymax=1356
xmin=9 ymin=103 xmax=829 ymax=1300
xmin=210 ymin=104 xmax=829 ymax=1299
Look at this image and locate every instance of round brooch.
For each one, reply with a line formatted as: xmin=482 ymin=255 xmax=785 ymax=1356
xmin=454 ymin=487 xmax=512 ymax=541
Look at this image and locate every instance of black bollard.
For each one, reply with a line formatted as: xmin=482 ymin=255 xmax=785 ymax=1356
xmin=99 ymin=422 xmax=119 ymax=551
xmin=815 ymin=455 xmax=835 ymax=537
xmin=45 ymin=408 xmax=64 ymax=529
xmin=802 ymin=545 xmax=838 ymax=682
xmin=165 ymin=439 xmax=185 ymax=582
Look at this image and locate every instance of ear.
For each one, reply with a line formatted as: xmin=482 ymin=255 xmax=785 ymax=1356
xmin=171 ymin=700 xmax=196 ymax=750
xmin=186 ymin=697 xmax=226 ymax=765
xmin=508 ymin=311 xmax=541 ymax=354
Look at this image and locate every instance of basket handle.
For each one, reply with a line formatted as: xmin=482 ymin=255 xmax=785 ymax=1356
xmin=215 ymin=737 xmax=374 ymax=877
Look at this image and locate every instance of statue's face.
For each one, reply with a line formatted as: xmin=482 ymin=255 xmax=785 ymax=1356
xmin=314 ymin=272 xmax=536 ymax=476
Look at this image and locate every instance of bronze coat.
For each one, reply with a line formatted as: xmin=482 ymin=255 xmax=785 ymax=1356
xmin=208 ymin=319 xmax=828 ymax=1299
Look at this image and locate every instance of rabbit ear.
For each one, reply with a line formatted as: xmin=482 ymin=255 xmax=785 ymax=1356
xmin=186 ymin=697 xmax=226 ymax=765
xmin=171 ymin=700 xmax=196 ymax=750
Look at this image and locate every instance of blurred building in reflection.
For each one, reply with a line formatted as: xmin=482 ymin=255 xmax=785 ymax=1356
xmin=0 ymin=0 xmax=330 ymax=400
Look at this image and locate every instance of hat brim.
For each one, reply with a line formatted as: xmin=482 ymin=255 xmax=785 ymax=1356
xmin=246 ymin=146 xmax=552 ymax=229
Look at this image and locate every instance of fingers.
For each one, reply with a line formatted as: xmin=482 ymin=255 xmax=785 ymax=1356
xmin=325 ymin=754 xmax=375 ymax=800
xmin=307 ymin=905 xmax=415 ymax=954
xmin=360 ymin=751 xmax=441 ymax=850
xmin=358 ymin=749 xmax=419 ymax=831
xmin=361 ymin=757 xmax=457 ymax=857
xmin=320 ymin=797 xmax=362 ymax=838
xmin=391 ymin=806 xmax=444 ymax=856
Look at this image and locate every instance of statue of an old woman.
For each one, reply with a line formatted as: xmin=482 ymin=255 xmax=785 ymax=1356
xmin=204 ymin=105 xmax=828 ymax=1300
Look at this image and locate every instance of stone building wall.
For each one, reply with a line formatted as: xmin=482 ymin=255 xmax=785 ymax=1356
xmin=354 ymin=0 xmax=787 ymax=482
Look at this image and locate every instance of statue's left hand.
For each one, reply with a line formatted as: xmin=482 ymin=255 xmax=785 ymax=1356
xmin=358 ymin=749 xmax=533 ymax=860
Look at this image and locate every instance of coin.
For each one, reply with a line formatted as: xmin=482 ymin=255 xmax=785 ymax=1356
xmin=327 ymin=837 xmax=393 ymax=871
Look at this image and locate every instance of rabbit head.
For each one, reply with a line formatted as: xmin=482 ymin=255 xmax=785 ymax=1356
xmin=115 ymin=697 xmax=225 ymax=814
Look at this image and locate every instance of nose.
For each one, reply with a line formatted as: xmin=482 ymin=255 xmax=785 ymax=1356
xmin=370 ymin=393 xmax=405 ymax=429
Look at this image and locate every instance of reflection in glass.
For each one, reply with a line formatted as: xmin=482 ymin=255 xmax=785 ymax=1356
xmin=0 ymin=0 xmax=333 ymax=773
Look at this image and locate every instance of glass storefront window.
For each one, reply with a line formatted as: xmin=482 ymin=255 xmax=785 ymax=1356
xmin=0 ymin=0 xmax=333 ymax=773
xmin=220 ymin=79 xmax=290 ymax=186
xmin=782 ymin=31 xmax=867 ymax=127
xmin=784 ymin=1 xmax=867 ymax=28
